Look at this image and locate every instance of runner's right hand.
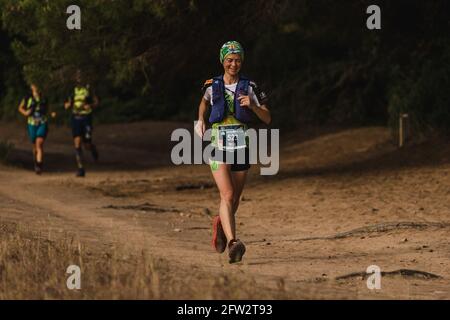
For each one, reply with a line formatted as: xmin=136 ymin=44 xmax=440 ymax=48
xmin=194 ymin=120 xmax=205 ymax=139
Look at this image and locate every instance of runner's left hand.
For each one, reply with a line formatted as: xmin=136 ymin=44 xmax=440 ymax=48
xmin=238 ymin=95 xmax=253 ymax=109
xmin=194 ymin=119 xmax=205 ymax=139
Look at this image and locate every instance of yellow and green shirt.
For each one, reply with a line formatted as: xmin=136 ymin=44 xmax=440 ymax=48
xmin=25 ymin=96 xmax=48 ymax=126
xmin=72 ymin=86 xmax=93 ymax=115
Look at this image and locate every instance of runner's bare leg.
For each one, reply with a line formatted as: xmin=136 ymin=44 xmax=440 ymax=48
xmin=231 ymin=170 xmax=248 ymax=215
xmin=211 ymin=163 xmax=236 ymax=242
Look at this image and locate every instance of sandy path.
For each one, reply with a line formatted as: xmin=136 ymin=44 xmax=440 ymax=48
xmin=1 ymin=121 xmax=449 ymax=299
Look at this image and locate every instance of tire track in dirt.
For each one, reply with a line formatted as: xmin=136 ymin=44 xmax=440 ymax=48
xmin=0 ymin=169 xmax=213 ymax=266
xmin=1 ymin=122 xmax=450 ymax=298
xmin=0 ymin=167 xmax=298 ymax=296
xmin=2 ymin=166 xmax=448 ymax=299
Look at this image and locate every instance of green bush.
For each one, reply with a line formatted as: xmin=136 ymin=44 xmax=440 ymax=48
xmin=1 ymin=0 xmax=449 ymax=137
xmin=388 ymin=49 xmax=450 ymax=137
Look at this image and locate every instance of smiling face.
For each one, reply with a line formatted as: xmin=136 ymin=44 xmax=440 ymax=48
xmin=222 ymin=53 xmax=242 ymax=78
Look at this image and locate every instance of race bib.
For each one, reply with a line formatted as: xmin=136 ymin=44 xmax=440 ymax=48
xmin=217 ymin=124 xmax=246 ymax=151
xmin=32 ymin=112 xmax=42 ymax=124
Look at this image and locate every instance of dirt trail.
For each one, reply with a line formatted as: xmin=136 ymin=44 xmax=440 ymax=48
xmin=1 ymin=121 xmax=449 ymax=299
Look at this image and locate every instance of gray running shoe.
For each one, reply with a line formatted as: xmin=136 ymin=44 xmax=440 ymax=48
xmin=228 ymin=239 xmax=246 ymax=264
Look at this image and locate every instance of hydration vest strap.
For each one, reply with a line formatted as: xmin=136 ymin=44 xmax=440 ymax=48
xmin=209 ymin=75 xmax=251 ymax=124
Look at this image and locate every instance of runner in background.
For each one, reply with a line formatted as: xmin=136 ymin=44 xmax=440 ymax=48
xmin=64 ymin=70 xmax=99 ymax=177
xmin=18 ymin=83 xmax=55 ymax=175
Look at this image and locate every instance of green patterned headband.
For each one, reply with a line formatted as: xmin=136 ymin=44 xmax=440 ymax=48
xmin=220 ymin=41 xmax=244 ymax=64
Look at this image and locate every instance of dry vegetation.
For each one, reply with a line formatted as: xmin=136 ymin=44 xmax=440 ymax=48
xmin=0 ymin=222 xmax=285 ymax=299
xmin=0 ymin=122 xmax=449 ymax=300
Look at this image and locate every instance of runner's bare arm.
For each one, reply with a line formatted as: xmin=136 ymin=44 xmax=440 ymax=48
xmin=48 ymin=104 xmax=56 ymax=118
xmin=251 ymin=104 xmax=271 ymax=125
xmin=92 ymin=95 xmax=99 ymax=108
xmin=238 ymin=95 xmax=271 ymax=125
xmin=64 ymin=98 xmax=72 ymax=110
xmin=198 ymin=96 xmax=210 ymax=122
xmin=87 ymin=92 xmax=99 ymax=110
xmin=18 ymin=99 xmax=31 ymax=117
xmin=195 ymin=97 xmax=210 ymax=138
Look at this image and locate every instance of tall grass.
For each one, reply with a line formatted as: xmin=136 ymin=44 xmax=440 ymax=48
xmin=0 ymin=222 xmax=285 ymax=299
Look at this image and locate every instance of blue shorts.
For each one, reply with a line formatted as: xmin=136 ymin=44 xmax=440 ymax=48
xmin=27 ymin=123 xmax=48 ymax=143
xmin=71 ymin=114 xmax=93 ymax=142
